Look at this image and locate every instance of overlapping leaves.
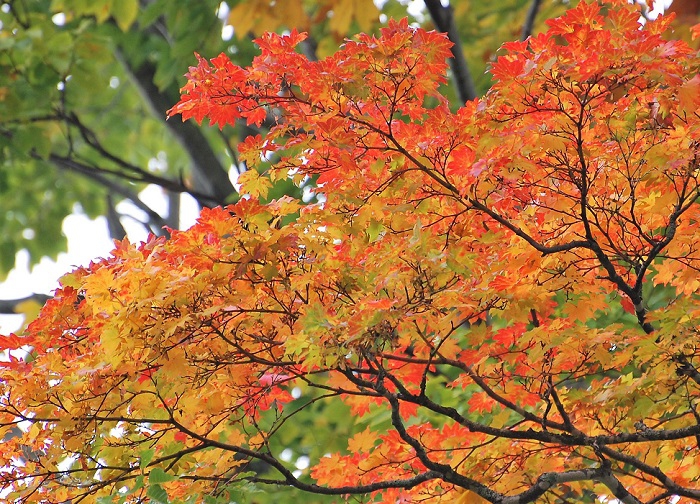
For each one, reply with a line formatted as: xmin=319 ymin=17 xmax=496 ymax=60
xmin=2 ymin=3 xmax=700 ymax=503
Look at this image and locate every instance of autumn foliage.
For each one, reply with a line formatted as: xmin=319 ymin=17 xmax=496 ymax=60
xmin=2 ymin=1 xmax=700 ymax=502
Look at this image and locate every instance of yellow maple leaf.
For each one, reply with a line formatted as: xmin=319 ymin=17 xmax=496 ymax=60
xmin=347 ymin=426 xmax=377 ymax=453
xmin=328 ymin=0 xmax=378 ymax=34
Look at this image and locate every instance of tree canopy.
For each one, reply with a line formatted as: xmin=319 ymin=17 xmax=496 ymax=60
xmin=0 ymin=0 xmax=573 ymax=319
xmin=2 ymin=1 xmax=700 ymax=503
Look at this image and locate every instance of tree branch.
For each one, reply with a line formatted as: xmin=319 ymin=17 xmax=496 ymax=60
xmin=672 ymin=354 xmax=700 ymax=386
xmin=520 ymin=0 xmax=543 ymax=41
xmin=0 ymin=294 xmax=50 ymax=314
xmin=47 ymin=152 xmax=215 ymax=209
xmin=468 ymin=198 xmax=592 ymax=254
xmin=600 ymin=445 xmax=700 ymax=500
xmin=117 ymin=54 xmax=235 ymax=206
xmin=106 ymin=194 xmax=127 ymax=240
xmin=501 ymin=464 xmax=642 ymax=504
xmin=166 ymin=411 xmax=442 ymax=496
xmin=374 ymin=372 xmax=505 ymax=502
xmin=45 ymin=153 xmax=171 ymax=234
xmin=372 ymin=369 xmax=647 ymax=504
xmin=597 ymin=471 xmax=643 ymax=504
xmin=423 ymin=0 xmax=477 ymax=103
xmin=2 ymin=120 xmax=185 ymax=236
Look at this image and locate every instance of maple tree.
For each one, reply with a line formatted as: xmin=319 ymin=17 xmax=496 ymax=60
xmin=2 ymin=1 xmax=700 ymax=502
xmin=0 ymin=0 xmax=573 ymax=322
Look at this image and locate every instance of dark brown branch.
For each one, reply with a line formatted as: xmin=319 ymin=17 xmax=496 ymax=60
xmin=105 ymin=194 xmax=127 ymax=240
xmin=165 ymin=190 xmax=180 ymax=230
xmin=374 ymin=372 xmax=505 ymax=501
xmin=0 ymin=294 xmax=50 ymax=314
xmin=520 ymin=0 xmax=543 ymax=41
xmin=597 ymin=471 xmax=643 ymax=504
xmin=118 ymin=55 xmax=235 ymax=206
xmin=423 ymin=0 xmax=477 ymax=103
xmin=166 ymin=411 xmax=442 ymax=496
xmin=600 ymin=446 xmax=700 ymax=500
xmin=45 ymin=153 xmax=170 ymax=234
xmin=47 ymin=153 xmax=215 ymax=209
xmin=500 ymin=463 xmax=642 ymax=504
xmin=673 ymin=354 xmax=700 ymax=386
xmin=2 ymin=120 xmax=180 ymax=234
xmin=468 ymin=198 xmax=592 ymax=254
xmin=374 ymin=370 xmax=646 ymax=504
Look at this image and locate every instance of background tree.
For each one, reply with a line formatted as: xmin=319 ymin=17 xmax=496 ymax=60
xmin=0 ymin=0 xmax=577 ymax=319
xmin=2 ymin=2 xmax=700 ymax=503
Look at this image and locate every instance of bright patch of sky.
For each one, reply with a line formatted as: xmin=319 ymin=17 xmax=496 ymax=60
xmin=0 ymin=189 xmax=200 ymax=334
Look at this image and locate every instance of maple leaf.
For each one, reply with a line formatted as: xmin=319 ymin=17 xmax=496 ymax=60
xmin=467 ymin=392 xmax=496 ymax=415
xmin=678 ymin=74 xmax=700 ymax=115
xmin=347 ymin=426 xmax=378 ymax=453
xmin=692 ymin=22 xmax=700 ymax=40
xmin=546 ymin=1 xmax=603 ymax=36
xmin=4 ymin=3 xmax=700 ymax=503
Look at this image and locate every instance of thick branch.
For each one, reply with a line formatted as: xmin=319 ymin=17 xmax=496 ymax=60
xmin=375 ymin=373 xmax=505 ymax=502
xmin=3 ymin=121 xmax=180 ymax=235
xmin=520 ymin=0 xmax=543 ymax=41
xmin=600 ymin=446 xmax=700 ymax=500
xmin=47 ymin=152 xmax=214 ymax=210
xmin=597 ymin=472 xmax=643 ymax=504
xmin=383 ymin=355 xmax=567 ymax=431
xmin=167 ymin=413 xmax=441 ymax=496
xmin=573 ymin=121 xmax=656 ymax=334
xmin=468 ymin=198 xmax=591 ymax=254
xmin=386 ymin=377 xmax=700 ymax=446
xmin=373 ymin=371 xmax=646 ymax=504
xmin=106 ymin=194 xmax=127 ymax=240
xmin=501 ymin=465 xmax=642 ymax=504
xmin=0 ymin=294 xmax=50 ymax=314
xmin=423 ymin=0 xmax=477 ymax=103
xmin=46 ymin=153 xmax=170 ymax=234
xmin=119 ymin=56 xmax=235 ymax=205
xmin=674 ymin=355 xmax=700 ymax=386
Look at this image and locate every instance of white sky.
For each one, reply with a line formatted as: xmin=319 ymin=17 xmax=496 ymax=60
xmin=0 ymin=215 xmax=113 ymax=333
xmin=0 ymin=187 xmax=200 ymax=333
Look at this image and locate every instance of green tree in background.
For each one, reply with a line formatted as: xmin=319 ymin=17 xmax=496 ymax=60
xmin=4 ymin=2 xmax=700 ymax=504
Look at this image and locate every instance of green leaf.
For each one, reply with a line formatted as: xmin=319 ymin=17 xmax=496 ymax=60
xmin=149 ymin=467 xmax=178 ymax=484
xmin=0 ymin=241 xmax=16 ymax=273
xmin=153 ymin=59 xmax=179 ymax=90
xmin=147 ymin=483 xmax=169 ymax=504
xmin=260 ymin=263 xmax=278 ymax=281
xmin=125 ymin=475 xmax=144 ymax=495
xmin=139 ymin=448 xmax=155 ymax=469
xmin=0 ymin=36 xmax=14 ymax=50
xmin=631 ymin=395 xmax=656 ymax=418
xmin=140 ymin=0 xmax=167 ymax=27
xmin=112 ymin=0 xmax=139 ymax=31
xmin=367 ymin=219 xmax=383 ymax=242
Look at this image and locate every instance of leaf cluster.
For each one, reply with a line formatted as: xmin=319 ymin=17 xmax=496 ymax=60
xmin=2 ymin=2 xmax=700 ymax=503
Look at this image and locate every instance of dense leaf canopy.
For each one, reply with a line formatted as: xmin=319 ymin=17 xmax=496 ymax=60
xmin=0 ymin=0 xmax=570 ymax=289
xmin=2 ymin=1 xmax=700 ymax=503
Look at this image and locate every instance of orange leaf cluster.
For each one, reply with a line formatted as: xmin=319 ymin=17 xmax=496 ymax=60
xmin=2 ymin=2 xmax=700 ymax=503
